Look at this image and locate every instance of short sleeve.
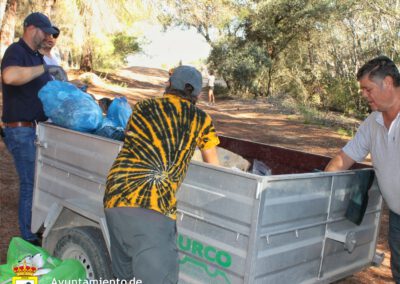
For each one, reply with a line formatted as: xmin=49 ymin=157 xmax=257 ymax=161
xmin=342 ymin=117 xmax=371 ymax=162
xmin=1 ymin=45 xmax=23 ymax=71
xmin=197 ymin=116 xmax=220 ymax=150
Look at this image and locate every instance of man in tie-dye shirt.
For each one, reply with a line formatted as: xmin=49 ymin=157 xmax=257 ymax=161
xmin=104 ymin=65 xmax=219 ymax=283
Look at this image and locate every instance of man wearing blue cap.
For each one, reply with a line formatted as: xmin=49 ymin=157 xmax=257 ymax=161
xmin=1 ymin=12 xmax=61 ymax=245
xmin=104 ymin=65 xmax=220 ymax=283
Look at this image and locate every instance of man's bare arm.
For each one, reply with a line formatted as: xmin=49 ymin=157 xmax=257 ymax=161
xmin=2 ymin=65 xmax=46 ymax=86
xmin=325 ymin=150 xmax=355 ymax=172
xmin=200 ymin=147 xmax=219 ymax=166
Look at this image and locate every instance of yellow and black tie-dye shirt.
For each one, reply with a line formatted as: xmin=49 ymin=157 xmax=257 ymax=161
xmin=104 ymin=94 xmax=220 ymax=220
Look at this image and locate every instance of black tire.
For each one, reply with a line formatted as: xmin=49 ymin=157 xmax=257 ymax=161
xmin=54 ymin=226 xmax=113 ymax=280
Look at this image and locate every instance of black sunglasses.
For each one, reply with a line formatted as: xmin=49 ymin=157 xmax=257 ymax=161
xmin=52 ymin=33 xmax=60 ymax=39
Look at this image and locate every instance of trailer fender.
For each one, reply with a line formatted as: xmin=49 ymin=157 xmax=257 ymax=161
xmin=41 ymin=200 xmax=110 ymax=254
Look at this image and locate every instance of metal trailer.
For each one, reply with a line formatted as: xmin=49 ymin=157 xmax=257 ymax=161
xmin=32 ymin=123 xmax=383 ymax=283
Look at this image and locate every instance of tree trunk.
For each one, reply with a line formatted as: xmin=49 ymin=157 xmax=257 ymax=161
xmin=306 ymin=32 xmax=313 ymax=67
xmin=266 ymin=65 xmax=273 ymax=97
xmin=0 ymin=0 xmax=7 ymax=26
xmin=43 ymin=0 xmax=56 ymax=16
xmin=78 ymin=2 xmax=93 ymax=71
xmin=80 ymin=47 xmax=93 ymax=72
xmin=0 ymin=0 xmax=17 ymax=59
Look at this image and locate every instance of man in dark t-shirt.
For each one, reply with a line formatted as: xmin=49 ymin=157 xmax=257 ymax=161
xmin=1 ymin=12 xmax=58 ymax=244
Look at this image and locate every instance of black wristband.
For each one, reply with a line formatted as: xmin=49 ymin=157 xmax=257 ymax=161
xmin=43 ymin=64 xmax=48 ymax=73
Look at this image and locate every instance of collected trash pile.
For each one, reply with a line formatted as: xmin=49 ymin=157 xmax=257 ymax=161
xmin=39 ymin=81 xmax=271 ymax=175
xmin=38 ymin=81 xmax=132 ymax=141
xmin=192 ymin=147 xmax=272 ymax=176
xmin=0 ymin=238 xmax=86 ymax=284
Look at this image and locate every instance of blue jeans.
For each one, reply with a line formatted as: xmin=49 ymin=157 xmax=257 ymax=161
xmin=3 ymin=127 xmax=38 ymax=241
xmin=389 ymin=210 xmax=400 ymax=284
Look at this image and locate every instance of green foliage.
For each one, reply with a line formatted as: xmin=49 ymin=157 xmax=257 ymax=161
xmin=48 ymin=0 xmax=154 ymax=71
xmin=247 ymin=0 xmax=335 ymax=51
xmin=91 ymin=35 xmax=115 ymax=69
xmin=213 ymin=84 xmax=229 ymax=97
xmin=87 ymin=32 xmax=142 ymax=70
xmin=201 ymin=0 xmax=400 ymax=118
xmin=80 ymin=74 xmax=93 ymax=85
xmin=208 ymin=38 xmax=271 ymax=97
xmin=337 ymin=127 xmax=353 ymax=138
xmin=297 ymin=104 xmax=325 ymax=125
xmin=158 ymin=0 xmax=248 ymax=43
xmin=112 ymin=32 xmax=141 ymax=63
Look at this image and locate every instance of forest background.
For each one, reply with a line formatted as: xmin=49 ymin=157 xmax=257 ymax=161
xmin=1 ymin=0 xmax=400 ymax=122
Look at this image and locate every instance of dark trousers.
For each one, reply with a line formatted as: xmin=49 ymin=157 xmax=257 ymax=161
xmin=389 ymin=210 xmax=400 ymax=284
xmin=105 ymin=207 xmax=179 ymax=284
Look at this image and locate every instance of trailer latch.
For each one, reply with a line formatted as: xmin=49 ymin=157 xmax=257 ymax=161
xmin=35 ymin=140 xmax=48 ymax=149
xmin=326 ymin=230 xmax=357 ymax=253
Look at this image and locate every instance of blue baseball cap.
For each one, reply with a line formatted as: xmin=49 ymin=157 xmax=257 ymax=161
xmin=170 ymin=66 xmax=203 ymax=97
xmin=23 ymin=12 xmax=58 ymax=34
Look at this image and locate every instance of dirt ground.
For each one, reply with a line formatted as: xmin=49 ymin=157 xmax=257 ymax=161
xmin=0 ymin=66 xmax=394 ymax=283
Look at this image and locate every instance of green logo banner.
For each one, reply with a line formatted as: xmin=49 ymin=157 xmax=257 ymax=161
xmin=177 ymin=234 xmax=232 ymax=284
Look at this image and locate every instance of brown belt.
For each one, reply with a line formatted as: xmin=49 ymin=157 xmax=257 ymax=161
xmin=3 ymin=121 xmax=35 ymax=128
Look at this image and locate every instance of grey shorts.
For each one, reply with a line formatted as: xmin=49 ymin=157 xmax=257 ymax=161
xmin=105 ymin=207 xmax=178 ymax=283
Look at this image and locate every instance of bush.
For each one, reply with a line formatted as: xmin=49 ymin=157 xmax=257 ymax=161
xmin=208 ymin=38 xmax=271 ymax=97
xmin=112 ymin=32 xmax=141 ymax=63
xmin=320 ymin=75 xmax=369 ymax=117
xmin=213 ymin=84 xmax=230 ymax=99
xmin=90 ymin=32 xmax=142 ymax=70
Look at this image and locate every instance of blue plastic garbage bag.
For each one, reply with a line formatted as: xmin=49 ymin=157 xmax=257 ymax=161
xmin=94 ymin=117 xmax=125 ymax=141
xmin=39 ymin=81 xmax=103 ymax=132
xmin=107 ymin=96 xmax=132 ymax=128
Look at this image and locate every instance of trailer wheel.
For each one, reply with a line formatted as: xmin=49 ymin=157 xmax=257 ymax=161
xmin=54 ymin=226 xmax=113 ymax=280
